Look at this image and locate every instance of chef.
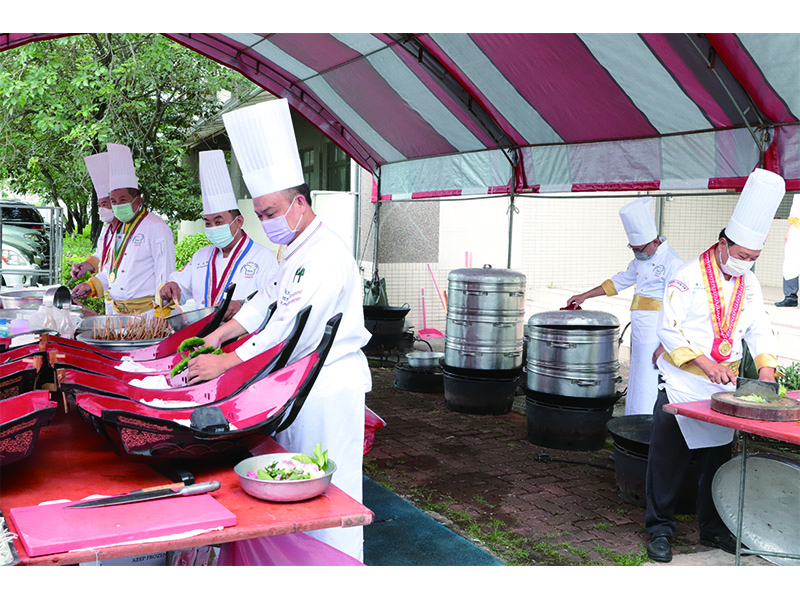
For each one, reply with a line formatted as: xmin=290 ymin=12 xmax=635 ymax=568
xmin=775 ymin=195 xmax=800 ymax=307
xmin=186 ymin=99 xmax=372 ymax=561
xmin=567 ymin=197 xmax=682 ymax=415
xmin=71 ymin=143 xmax=176 ymax=317
xmin=69 ymin=151 xmax=118 ymax=315
xmin=645 ymin=168 xmax=784 ymax=563
xmin=157 ymin=150 xmax=278 ymax=321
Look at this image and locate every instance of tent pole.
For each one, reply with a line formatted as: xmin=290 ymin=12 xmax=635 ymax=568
xmin=372 ymin=175 xmax=381 ymax=279
xmin=507 ymin=149 xmax=520 ymax=269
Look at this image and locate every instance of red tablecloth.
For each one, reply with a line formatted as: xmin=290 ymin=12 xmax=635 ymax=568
xmin=662 ymin=400 xmax=800 ymax=445
xmin=0 ymin=409 xmax=373 ymax=565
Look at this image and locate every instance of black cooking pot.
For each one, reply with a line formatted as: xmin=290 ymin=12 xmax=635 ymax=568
xmin=363 ymin=305 xmax=410 ymax=320
xmin=606 ymin=414 xmax=652 ymax=457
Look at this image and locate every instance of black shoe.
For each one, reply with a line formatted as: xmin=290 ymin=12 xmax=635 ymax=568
xmin=647 ymin=535 xmax=672 ymax=562
xmin=775 ymin=297 xmax=798 ymax=307
xmin=699 ymin=532 xmax=738 ymax=555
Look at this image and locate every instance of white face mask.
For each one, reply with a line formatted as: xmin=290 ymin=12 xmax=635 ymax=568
xmin=720 ymin=243 xmax=754 ymax=278
xmin=98 ymin=206 xmax=115 ymax=223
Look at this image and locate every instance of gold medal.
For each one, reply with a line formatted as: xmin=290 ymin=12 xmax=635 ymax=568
xmin=109 ymin=271 xmax=116 ymax=284
xmin=718 ymin=339 xmax=732 ymax=357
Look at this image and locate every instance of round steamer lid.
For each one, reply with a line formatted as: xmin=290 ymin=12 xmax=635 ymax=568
xmin=527 ymin=310 xmax=620 ymax=328
xmin=712 ymin=453 xmax=800 ymax=566
xmin=448 ymin=264 xmax=526 ymax=285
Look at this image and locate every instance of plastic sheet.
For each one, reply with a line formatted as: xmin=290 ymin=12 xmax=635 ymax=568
xmin=364 ymin=407 xmax=385 ymax=455
xmin=216 ymin=532 xmax=364 ymax=566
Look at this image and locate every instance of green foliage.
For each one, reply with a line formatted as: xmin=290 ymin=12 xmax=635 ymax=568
xmin=60 ymin=228 xmax=105 ymax=314
xmin=176 ymin=233 xmax=211 ymax=270
xmin=0 ymin=34 xmax=251 ymax=239
xmin=777 ymin=362 xmax=800 ymax=391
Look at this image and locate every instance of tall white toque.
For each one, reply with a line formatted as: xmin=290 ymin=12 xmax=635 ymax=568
xmin=199 ymin=150 xmax=239 ymax=214
xmin=619 ymin=197 xmax=658 ymax=247
xmin=222 ymin=98 xmax=304 ymax=198
xmin=107 ymin=143 xmax=139 ymax=192
xmin=726 ymin=168 xmax=786 ymax=250
xmin=84 ymin=152 xmax=110 ymax=199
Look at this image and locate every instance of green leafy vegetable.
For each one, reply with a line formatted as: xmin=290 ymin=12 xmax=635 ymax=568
xmin=292 ymin=443 xmax=329 ymax=472
xmin=178 ymin=336 xmax=206 ymax=352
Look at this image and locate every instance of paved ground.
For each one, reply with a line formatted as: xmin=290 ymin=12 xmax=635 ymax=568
xmin=363 ymin=364 xmax=772 ymax=566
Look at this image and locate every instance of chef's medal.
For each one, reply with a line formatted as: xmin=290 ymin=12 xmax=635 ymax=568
xmin=109 ymin=271 xmax=116 ymax=284
xmin=700 ymin=244 xmax=744 ymax=363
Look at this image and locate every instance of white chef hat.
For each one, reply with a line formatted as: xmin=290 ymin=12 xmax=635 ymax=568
xmin=222 ymin=98 xmax=304 ymax=198
xmin=107 ymin=143 xmax=139 ymax=192
xmin=790 ymin=194 xmax=800 ymax=219
xmin=84 ymin=152 xmax=109 ymax=199
xmin=618 ymin=197 xmax=658 ymax=246
xmin=199 ymin=150 xmax=238 ymax=214
xmin=726 ymin=168 xmax=786 ymax=250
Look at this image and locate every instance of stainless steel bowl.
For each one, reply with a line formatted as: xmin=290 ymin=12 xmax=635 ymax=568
xmin=406 ymin=351 xmax=444 ymax=368
xmin=234 ymin=453 xmax=337 ymax=502
xmin=0 ymin=286 xmax=75 ymax=309
xmin=166 ymin=307 xmax=215 ymax=331
xmin=75 ymin=315 xmax=171 ymax=347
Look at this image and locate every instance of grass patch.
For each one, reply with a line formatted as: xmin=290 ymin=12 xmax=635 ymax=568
xmin=592 ymin=522 xmax=612 ymax=531
xmin=593 ymin=545 xmax=649 ymax=566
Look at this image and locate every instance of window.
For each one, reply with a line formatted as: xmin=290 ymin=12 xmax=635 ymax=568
xmin=325 ymin=142 xmax=350 ymax=191
xmin=299 ymin=148 xmax=315 ymax=186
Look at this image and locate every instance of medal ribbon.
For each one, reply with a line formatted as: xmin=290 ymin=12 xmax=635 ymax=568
xmin=204 ymin=233 xmax=252 ymax=307
xmin=99 ymin=224 xmax=116 ymax=270
xmin=110 ymin=208 xmax=148 ymax=279
xmin=699 ymin=244 xmax=745 ymax=361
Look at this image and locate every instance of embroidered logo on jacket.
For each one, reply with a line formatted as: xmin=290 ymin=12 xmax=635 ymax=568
xmin=668 ymin=279 xmax=688 ymax=292
xmin=293 ymin=267 xmax=305 ymax=283
xmin=242 ymin=262 xmax=258 ymax=277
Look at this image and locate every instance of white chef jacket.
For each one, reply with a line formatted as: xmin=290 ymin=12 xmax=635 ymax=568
xmin=656 ymin=252 xmax=778 ymax=449
xmin=166 ymin=233 xmax=278 ymax=308
xmin=91 ymin=211 xmax=176 ymax=307
xmin=782 ymin=218 xmax=800 ymax=280
xmin=602 ymin=239 xmax=683 ymax=415
xmin=88 ymin=222 xmax=116 ymax=314
xmin=232 ymin=216 xmax=372 ymax=560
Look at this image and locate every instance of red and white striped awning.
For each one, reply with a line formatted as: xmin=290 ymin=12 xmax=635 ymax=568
xmin=4 ymin=33 xmax=800 ymax=199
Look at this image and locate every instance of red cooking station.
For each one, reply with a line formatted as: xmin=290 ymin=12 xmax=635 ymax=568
xmin=0 ymin=408 xmax=373 ymax=565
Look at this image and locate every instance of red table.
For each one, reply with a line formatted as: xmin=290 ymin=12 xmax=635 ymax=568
xmin=663 ymin=399 xmax=799 ymax=565
xmin=0 ymin=409 xmax=373 ymax=565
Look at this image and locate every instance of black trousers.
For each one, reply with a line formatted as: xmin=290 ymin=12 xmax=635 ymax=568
xmin=645 ymin=387 xmax=732 ymax=539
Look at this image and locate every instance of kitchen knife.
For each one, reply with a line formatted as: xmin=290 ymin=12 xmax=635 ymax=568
xmin=65 ymin=480 xmax=220 ymax=509
xmin=734 ymin=376 xmax=780 ymax=401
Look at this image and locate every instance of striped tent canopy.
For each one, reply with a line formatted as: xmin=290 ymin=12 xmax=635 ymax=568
xmin=4 ymin=33 xmax=800 ymax=200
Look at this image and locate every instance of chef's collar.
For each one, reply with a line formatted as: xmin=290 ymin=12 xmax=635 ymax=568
xmin=282 ymin=216 xmax=322 ymax=261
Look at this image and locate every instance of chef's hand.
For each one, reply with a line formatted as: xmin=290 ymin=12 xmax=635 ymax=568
xmin=187 ymin=351 xmax=242 ymax=384
xmin=158 ymin=282 xmax=181 ymax=305
xmin=223 ymin=300 xmax=243 ymax=322
xmin=758 ymin=367 xmax=776 ymax=382
xmin=201 ymin=329 xmax=224 ymax=349
xmin=566 ymin=293 xmax=585 ymax=308
xmin=71 ymin=282 xmax=91 ymax=300
xmin=692 ymin=355 xmax=737 ymax=385
xmin=70 ymin=260 xmax=94 ymax=279
xmin=652 ymin=344 xmax=665 ymax=367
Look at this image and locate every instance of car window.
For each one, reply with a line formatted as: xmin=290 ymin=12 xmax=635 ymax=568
xmin=0 ymin=200 xmax=45 ymax=228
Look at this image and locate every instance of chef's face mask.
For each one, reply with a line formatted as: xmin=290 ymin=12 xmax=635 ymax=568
xmin=205 ymin=217 xmax=241 ymax=249
xmin=720 ymin=241 xmax=755 ymax=278
xmin=629 ymin=241 xmax=652 ymax=261
xmin=111 ymin=195 xmax=141 ymax=223
xmin=98 ymin=206 xmax=115 ymax=223
xmin=261 ymin=196 xmax=301 ymax=245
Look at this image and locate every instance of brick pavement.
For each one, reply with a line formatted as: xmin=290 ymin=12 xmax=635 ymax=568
xmin=363 ymin=365 xmax=711 ymax=566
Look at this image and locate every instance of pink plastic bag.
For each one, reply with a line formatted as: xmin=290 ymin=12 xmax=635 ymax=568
xmin=217 ymin=532 xmax=364 ymax=566
xmin=364 ymin=407 xmax=385 ymax=455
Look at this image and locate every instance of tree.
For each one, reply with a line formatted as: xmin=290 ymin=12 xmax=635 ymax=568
xmin=0 ymin=34 xmax=252 ymax=243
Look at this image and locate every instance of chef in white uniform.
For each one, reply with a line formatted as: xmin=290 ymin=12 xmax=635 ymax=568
xmin=70 ymin=151 xmax=118 ymax=315
xmin=567 ymin=197 xmax=682 ymax=415
xmin=158 ymin=150 xmax=278 ymax=320
xmin=645 ymin=168 xmax=784 ymax=563
xmin=186 ymin=99 xmax=372 ymax=562
xmin=776 ymin=195 xmax=800 ymax=307
xmin=72 ymin=143 xmax=176 ymax=317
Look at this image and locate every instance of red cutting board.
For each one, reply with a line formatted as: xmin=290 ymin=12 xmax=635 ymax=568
xmin=9 ymin=494 xmax=237 ymax=557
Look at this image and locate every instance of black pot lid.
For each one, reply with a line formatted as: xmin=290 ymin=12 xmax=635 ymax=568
xmin=527 ymin=310 xmax=620 ymax=329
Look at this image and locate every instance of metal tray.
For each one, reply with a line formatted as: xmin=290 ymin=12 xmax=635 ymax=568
xmin=711 ymin=452 xmax=800 ymax=566
xmin=75 ymin=331 xmax=167 ymax=350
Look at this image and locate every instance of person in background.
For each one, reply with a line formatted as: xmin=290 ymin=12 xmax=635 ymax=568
xmin=567 ymin=197 xmax=682 ymax=415
xmin=776 ymin=195 xmax=799 ymax=307
xmin=157 ymin=150 xmax=278 ymax=321
xmin=185 ymin=99 xmax=371 ymax=562
xmin=71 ymin=143 xmax=176 ymax=317
xmin=646 ymin=168 xmax=784 ymax=563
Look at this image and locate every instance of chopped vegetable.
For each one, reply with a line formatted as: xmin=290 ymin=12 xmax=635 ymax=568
xmin=252 ymin=458 xmax=323 ymax=481
xmin=779 ymin=385 xmax=788 ymax=398
xmin=737 ymin=394 xmax=768 ymax=403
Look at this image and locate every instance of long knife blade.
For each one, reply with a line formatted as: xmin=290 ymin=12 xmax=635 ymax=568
xmin=65 ymin=480 xmax=220 ymax=509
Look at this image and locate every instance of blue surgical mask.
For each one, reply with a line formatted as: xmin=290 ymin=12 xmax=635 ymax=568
xmin=633 ymin=250 xmax=650 ymax=261
xmin=261 ymin=197 xmax=300 ymax=245
xmin=205 ymin=223 xmax=235 ymax=248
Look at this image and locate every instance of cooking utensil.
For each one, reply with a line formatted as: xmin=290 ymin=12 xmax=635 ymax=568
xmin=418 ymin=287 xmax=443 ymax=340
xmin=734 ymin=377 xmax=780 ymax=400
xmin=406 ymin=351 xmax=444 ymax=368
xmin=166 ymin=306 xmax=215 ymax=331
xmin=234 ymin=454 xmax=337 ymax=502
xmin=42 ymin=285 xmax=72 ymax=309
xmin=66 ymin=480 xmax=220 ymax=508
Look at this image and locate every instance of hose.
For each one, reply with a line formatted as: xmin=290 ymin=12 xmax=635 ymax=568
xmin=535 ymin=451 xmax=615 ymax=471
